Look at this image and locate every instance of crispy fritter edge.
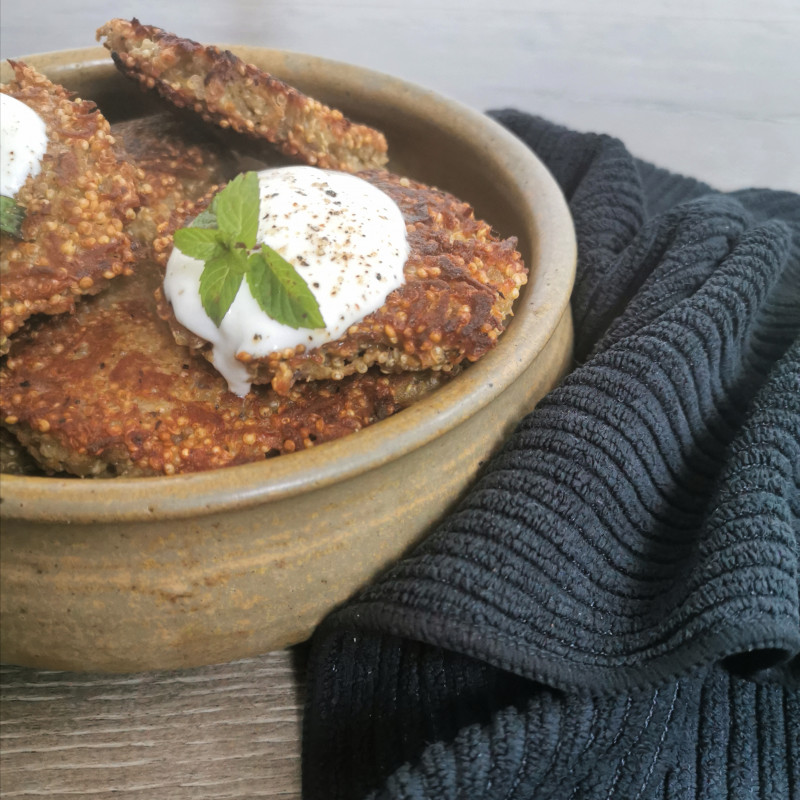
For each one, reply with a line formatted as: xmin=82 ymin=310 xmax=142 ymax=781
xmin=97 ymin=18 xmax=389 ymax=173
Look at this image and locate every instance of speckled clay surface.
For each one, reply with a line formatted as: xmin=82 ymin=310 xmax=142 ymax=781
xmin=0 ymin=47 xmax=576 ymax=672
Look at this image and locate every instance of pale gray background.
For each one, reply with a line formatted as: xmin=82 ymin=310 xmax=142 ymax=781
xmin=2 ymin=0 xmax=799 ymax=191
xmin=1 ymin=2 xmax=799 ymax=798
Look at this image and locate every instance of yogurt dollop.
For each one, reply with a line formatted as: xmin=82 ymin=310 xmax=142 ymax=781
xmin=0 ymin=94 xmax=48 ymax=198
xmin=164 ymin=166 xmax=409 ymax=396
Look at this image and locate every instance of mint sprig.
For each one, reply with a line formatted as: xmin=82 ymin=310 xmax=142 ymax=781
xmin=173 ymin=172 xmax=325 ymax=329
xmin=1 ymin=195 xmax=26 ymax=238
xmin=247 ymin=245 xmax=326 ymax=329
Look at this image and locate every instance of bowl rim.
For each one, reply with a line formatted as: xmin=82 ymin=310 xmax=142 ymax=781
xmin=0 ymin=46 xmax=576 ymax=522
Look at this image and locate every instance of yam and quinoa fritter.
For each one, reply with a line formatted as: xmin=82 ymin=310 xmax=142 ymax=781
xmin=0 ymin=61 xmax=140 ymax=355
xmin=96 ymin=18 xmax=389 ymax=173
xmin=156 ymin=169 xmax=527 ymax=396
xmin=0 ymin=257 xmax=453 ymax=477
xmin=111 ymin=111 xmax=235 ymax=246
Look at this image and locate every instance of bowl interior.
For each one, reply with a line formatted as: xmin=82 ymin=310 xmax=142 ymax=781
xmin=0 ymin=47 xmax=575 ymax=522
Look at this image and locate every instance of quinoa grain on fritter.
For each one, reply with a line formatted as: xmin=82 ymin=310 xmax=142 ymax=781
xmin=0 ymin=61 xmax=140 ymax=355
xmin=112 ymin=111 xmax=234 ymax=246
xmin=97 ymin=18 xmax=388 ymax=173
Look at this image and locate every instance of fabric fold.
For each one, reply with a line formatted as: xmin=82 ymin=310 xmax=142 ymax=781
xmin=302 ymin=113 xmax=799 ymax=800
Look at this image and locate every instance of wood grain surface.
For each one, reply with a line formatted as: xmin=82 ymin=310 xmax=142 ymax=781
xmin=1 ymin=1 xmax=798 ymax=798
xmin=1 ymin=650 xmax=307 ymax=798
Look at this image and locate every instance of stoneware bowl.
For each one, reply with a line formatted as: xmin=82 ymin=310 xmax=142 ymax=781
xmin=0 ymin=46 xmax=576 ymax=672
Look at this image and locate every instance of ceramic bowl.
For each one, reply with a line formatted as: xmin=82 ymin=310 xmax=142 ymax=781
xmin=0 ymin=46 xmax=575 ymax=672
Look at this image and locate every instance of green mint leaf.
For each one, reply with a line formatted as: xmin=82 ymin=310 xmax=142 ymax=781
xmin=173 ymin=172 xmax=327 ymax=334
xmin=214 ymin=171 xmax=260 ymax=249
xmin=0 ymin=195 xmax=26 ymax=238
xmin=199 ymin=249 xmax=248 ymax=326
xmin=189 ymin=199 xmax=218 ymax=230
xmin=174 ymin=227 xmax=226 ymax=262
xmin=246 ymin=244 xmax=325 ymax=330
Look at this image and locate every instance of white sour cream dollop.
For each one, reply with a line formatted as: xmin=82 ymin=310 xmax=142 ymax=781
xmin=0 ymin=94 xmax=48 ymax=198
xmin=164 ymin=166 xmax=409 ymax=396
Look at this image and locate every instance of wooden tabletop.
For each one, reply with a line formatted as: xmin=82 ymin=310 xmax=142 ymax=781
xmin=1 ymin=1 xmax=798 ymax=798
xmin=1 ymin=651 xmax=307 ymax=798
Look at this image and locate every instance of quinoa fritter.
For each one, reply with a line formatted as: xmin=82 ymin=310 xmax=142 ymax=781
xmin=0 ymin=258 xmax=453 ymax=477
xmin=156 ymin=170 xmax=527 ymax=395
xmin=0 ymin=61 xmax=140 ymax=355
xmin=97 ymin=18 xmax=389 ymax=173
xmin=112 ymin=112 xmax=235 ymax=246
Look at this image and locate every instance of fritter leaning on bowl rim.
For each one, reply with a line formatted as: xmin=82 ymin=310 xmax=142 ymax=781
xmin=96 ymin=17 xmax=389 ymax=174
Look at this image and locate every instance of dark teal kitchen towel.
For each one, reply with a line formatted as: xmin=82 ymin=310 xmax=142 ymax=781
xmin=302 ymin=112 xmax=800 ymax=800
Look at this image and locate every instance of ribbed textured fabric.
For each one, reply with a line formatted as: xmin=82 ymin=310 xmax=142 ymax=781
xmin=302 ymin=113 xmax=800 ymax=800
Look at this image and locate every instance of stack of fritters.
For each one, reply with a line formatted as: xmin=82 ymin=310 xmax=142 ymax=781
xmin=1 ymin=20 xmax=526 ymax=478
xmin=0 ymin=61 xmax=140 ymax=355
xmin=0 ymin=257 xmax=452 ymax=477
xmin=1 ymin=102 xmax=450 ymax=477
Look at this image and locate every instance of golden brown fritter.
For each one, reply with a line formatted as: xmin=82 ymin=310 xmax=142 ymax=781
xmin=97 ymin=18 xmax=389 ymax=173
xmin=0 ymin=257 xmax=453 ymax=477
xmin=156 ymin=169 xmax=527 ymax=395
xmin=112 ymin=112 xmax=234 ymax=246
xmin=0 ymin=61 xmax=140 ymax=355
